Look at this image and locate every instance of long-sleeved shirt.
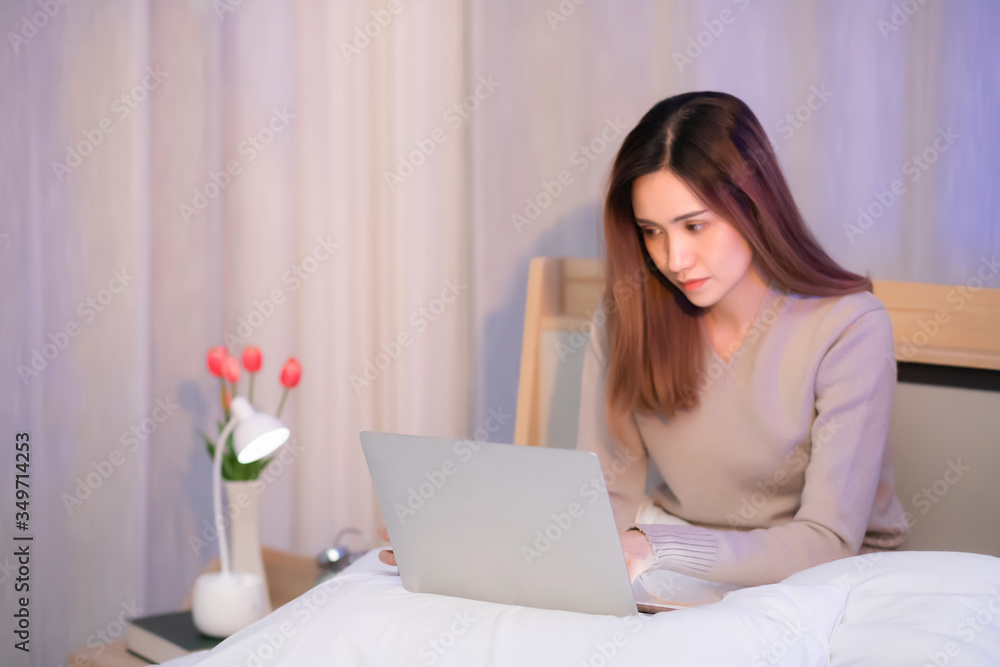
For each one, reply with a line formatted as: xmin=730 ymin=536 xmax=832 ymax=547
xmin=575 ymin=280 xmax=910 ymax=587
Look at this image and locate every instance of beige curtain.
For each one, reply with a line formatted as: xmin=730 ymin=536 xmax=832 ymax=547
xmin=2 ymin=0 xmax=471 ymax=663
xmin=2 ymin=0 xmax=997 ymax=663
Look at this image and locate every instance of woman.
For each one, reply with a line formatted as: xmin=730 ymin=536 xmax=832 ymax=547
xmin=380 ymin=91 xmax=909 ymax=589
xmin=591 ymin=91 xmax=909 ymax=587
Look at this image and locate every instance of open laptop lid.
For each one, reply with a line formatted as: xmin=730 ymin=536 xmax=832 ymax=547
xmin=361 ymin=431 xmax=644 ymax=616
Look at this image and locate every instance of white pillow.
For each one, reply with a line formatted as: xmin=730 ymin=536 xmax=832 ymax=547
xmin=164 ymin=549 xmax=849 ymax=666
xmin=781 ymin=551 xmax=1000 ymax=667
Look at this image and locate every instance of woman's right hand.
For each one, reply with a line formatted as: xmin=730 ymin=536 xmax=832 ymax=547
xmin=378 ymin=525 xmax=397 ymax=567
xmin=620 ymin=529 xmax=654 ymax=583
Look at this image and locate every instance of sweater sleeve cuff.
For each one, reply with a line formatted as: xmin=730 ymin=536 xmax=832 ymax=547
xmin=628 ymin=523 xmax=719 ymax=577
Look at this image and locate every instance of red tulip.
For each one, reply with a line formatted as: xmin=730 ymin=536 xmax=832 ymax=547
xmin=242 ymin=346 xmax=262 ymax=372
xmin=280 ymin=358 xmax=301 ymax=388
xmin=206 ymin=346 xmax=227 ymax=377
xmin=221 ymin=356 xmax=240 ymax=383
xmin=276 ymin=357 xmax=301 ymax=418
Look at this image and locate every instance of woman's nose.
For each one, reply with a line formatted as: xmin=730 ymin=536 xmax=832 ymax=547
xmin=667 ymin=237 xmax=694 ymax=274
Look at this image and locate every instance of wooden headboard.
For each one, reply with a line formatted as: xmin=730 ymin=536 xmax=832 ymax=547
xmin=514 ymin=257 xmax=1000 ymax=556
xmin=873 ymin=280 xmax=1000 ymax=370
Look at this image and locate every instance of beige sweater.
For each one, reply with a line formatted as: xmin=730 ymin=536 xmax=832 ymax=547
xmin=576 ymin=281 xmax=909 ymax=586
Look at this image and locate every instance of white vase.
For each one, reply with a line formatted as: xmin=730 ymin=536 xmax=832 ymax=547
xmin=224 ymin=480 xmax=271 ymax=613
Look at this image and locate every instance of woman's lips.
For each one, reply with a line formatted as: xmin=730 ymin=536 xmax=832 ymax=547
xmin=681 ymin=278 xmax=708 ymax=290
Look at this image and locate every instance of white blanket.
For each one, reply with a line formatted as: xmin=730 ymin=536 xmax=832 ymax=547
xmin=164 ymin=549 xmax=1000 ymax=666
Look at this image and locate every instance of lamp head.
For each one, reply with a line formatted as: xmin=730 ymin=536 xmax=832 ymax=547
xmin=229 ymin=396 xmax=290 ymax=463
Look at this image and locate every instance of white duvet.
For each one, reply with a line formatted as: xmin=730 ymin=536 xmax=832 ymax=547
xmin=164 ymin=549 xmax=1000 ymax=666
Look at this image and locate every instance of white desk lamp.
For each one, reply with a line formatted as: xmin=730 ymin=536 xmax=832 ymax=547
xmin=192 ymin=396 xmax=290 ymax=638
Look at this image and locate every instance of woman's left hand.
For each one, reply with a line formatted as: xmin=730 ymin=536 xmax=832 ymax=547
xmin=620 ymin=529 xmax=654 ymax=583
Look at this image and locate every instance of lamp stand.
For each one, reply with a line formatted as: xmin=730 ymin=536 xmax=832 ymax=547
xmin=191 ymin=413 xmax=268 ymax=637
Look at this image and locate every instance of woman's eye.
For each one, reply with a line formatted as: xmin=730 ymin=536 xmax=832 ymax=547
xmin=641 ymin=227 xmax=661 ymax=237
xmin=686 ymin=222 xmax=705 ymax=232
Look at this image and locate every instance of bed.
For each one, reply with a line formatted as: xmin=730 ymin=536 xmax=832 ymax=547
xmin=162 ymin=546 xmax=1000 ymax=666
xmin=164 ymin=258 xmax=1000 ymax=666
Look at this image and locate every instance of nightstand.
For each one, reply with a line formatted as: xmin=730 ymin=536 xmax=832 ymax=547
xmin=68 ymin=548 xmax=322 ymax=666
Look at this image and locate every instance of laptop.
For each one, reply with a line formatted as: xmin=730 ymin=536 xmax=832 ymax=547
xmin=360 ymin=431 xmax=685 ymax=615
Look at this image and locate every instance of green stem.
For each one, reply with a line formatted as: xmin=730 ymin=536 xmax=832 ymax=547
xmin=276 ymin=387 xmax=288 ymax=419
xmin=219 ymin=377 xmax=230 ymax=422
xmin=248 ymin=373 xmax=255 ymax=404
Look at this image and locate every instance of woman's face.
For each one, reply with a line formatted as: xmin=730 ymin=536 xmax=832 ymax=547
xmin=631 ymin=169 xmax=755 ymax=310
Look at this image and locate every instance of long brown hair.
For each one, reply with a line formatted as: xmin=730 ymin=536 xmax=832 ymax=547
xmin=603 ymin=92 xmax=871 ymax=448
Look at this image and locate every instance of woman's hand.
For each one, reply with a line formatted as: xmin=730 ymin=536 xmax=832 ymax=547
xmin=378 ymin=525 xmax=397 ymax=567
xmin=620 ymin=529 xmax=654 ymax=583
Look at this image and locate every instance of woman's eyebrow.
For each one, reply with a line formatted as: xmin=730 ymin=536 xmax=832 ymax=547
xmin=635 ymin=209 xmax=708 ymax=227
